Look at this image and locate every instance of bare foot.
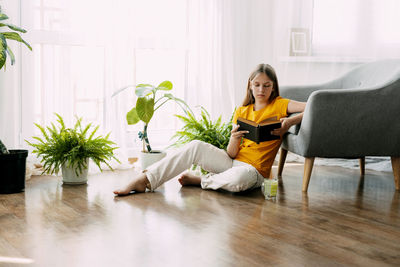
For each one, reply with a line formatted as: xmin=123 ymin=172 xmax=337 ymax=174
xmin=178 ymin=172 xmax=201 ymax=187
xmin=113 ymin=173 xmax=150 ymax=196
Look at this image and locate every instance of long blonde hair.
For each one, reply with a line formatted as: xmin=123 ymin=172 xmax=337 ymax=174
xmin=242 ymin=64 xmax=280 ymax=106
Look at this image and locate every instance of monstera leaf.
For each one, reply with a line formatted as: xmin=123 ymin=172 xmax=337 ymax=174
xmin=136 ymin=97 xmax=155 ymax=123
xmin=135 ymin=84 xmax=154 ymax=97
xmin=157 ymin=81 xmax=173 ymax=91
xmin=126 ymin=107 xmax=140 ymax=125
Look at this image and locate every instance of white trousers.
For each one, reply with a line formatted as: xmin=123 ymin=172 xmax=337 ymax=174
xmin=146 ymin=140 xmax=264 ymax=192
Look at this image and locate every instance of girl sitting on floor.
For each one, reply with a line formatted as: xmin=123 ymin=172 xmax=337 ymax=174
xmin=114 ymin=63 xmax=306 ymax=195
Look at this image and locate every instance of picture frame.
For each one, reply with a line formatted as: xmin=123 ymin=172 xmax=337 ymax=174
xmin=289 ymin=28 xmax=311 ymax=56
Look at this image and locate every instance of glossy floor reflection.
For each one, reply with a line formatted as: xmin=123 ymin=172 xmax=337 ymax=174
xmin=0 ymin=164 xmax=399 ymax=267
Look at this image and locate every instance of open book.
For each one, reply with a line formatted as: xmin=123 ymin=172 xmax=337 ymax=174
xmin=237 ymin=116 xmax=281 ymax=144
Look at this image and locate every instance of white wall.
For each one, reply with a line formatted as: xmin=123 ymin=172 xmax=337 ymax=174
xmin=270 ymin=0 xmax=365 ymax=86
xmin=276 ymin=61 xmax=361 ymax=86
xmin=230 ymin=0 xmax=360 ymax=107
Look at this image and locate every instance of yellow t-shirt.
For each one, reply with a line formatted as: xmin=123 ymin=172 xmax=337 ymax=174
xmin=233 ymin=96 xmax=290 ymax=178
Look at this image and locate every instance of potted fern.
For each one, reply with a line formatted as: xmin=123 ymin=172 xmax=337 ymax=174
xmin=171 ymin=106 xmax=234 ymax=175
xmin=0 ymin=5 xmax=32 ymax=193
xmin=27 ymin=114 xmax=120 ymax=184
xmin=172 ymin=106 xmax=233 ymax=150
xmin=172 ymin=107 xmax=235 ymax=176
xmin=113 ymin=81 xmax=191 ymax=169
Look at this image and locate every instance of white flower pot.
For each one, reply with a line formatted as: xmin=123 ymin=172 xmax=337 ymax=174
xmin=61 ymin=159 xmax=89 ymax=185
xmin=140 ymin=150 xmax=166 ymax=170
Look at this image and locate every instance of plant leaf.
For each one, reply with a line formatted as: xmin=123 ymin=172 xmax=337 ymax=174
xmin=81 ymin=123 xmax=92 ymax=139
xmin=111 ymin=85 xmax=134 ymax=98
xmin=0 ymin=13 xmax=8 ymax=21
xmin=163 ymin=93 xmax=194 ymax=115
xmin=0 ymin=34 xmax=6 ymax=69
xmin=0 ymin=47 xmax=5 ymax=70
xmin=126 ymin=107 xmax=140 ymax=125
xmin=136 ymin=97 xmax=154 ymax=123
xmin=135 ymin=84 xmax=154 ymax=97
xmin=2 ymin=32 xmax=32 ymax=50
xmin=5 ymin=45 xmax=14 ymax=65
xmin=157 ymin=80 xmax=173 ymax=91
xmin=55 ymin=113 xmax=66 ymax=129
xmin=0 ymin=23 xmax=27 ymax=33
xmin=88 ymin=125 xmax=99 ymax=140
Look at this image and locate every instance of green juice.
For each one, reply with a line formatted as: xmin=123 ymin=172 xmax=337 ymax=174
xmin=262 ymin=178 xmax=278 ymax=200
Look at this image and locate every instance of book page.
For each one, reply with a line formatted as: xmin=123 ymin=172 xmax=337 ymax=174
xmin=259 ymin=116 xmax=279 ymax=126
xmin=237 ymin=117 xmax=258 ymax=127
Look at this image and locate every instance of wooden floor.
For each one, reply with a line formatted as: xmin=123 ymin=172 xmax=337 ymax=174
xmin=0 ymin=163 xmax=399 ymax=267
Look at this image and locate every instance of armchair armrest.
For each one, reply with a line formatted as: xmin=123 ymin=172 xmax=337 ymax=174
xmin=287 ymin=113 xmax=301 ymax=135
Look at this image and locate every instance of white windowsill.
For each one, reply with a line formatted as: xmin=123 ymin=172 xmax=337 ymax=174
xmin=278 ymin=56 xmax=376 ymax=63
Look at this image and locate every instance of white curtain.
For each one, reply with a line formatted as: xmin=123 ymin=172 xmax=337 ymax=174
xmin=0 ymin=0 xmax=237 ymax=174
xmin=186 ymin=0 xmax=236 ymax=121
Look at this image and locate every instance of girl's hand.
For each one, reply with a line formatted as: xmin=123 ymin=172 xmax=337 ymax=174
xmin=230 ymin=124 xmax=249 ymax=141
xmin=271 ymin=118 xmax=291 ymax=136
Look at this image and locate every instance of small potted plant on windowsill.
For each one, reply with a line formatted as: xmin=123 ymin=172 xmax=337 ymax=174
xmin=26 ymin=114 xmax=120 ymax=184
xmin=0 ymin=5 xmax=32 ymax=193
xmin=112 ymin=81 xmax=192 ymax=169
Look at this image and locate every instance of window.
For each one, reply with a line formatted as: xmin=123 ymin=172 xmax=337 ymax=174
xmin=22 ymin=0 xmax=188 ymax=153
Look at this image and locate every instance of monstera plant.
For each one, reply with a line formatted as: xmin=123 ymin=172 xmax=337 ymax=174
xmin=113 ymin=81 xmax=192 ymax=169
xmin=116 ymin=81 xmax=191 ymax=153
xmin=0 ymin=5 xmax=32 ymax=154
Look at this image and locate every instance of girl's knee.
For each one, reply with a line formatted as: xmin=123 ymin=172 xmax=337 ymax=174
xmin=188 ymin=140 xmax=203 ymax=147
xmin=181 ymin=140 xmax=209 ymax=162
xmin=230 ymin=167 xmax=258 ymax=192
xmin=186 ymin=140 xmax=210 ymax=151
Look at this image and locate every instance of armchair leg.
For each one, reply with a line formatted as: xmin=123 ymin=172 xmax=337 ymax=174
xmin=278 ymin=148 xmax=288 ymax=177
xmin=303 ymin=157 xmax=315 ymax=192
xmin=391 ymin=157 xmax=400 ymax=190
xmin=359 ymin=157 xmax=365 ymax=176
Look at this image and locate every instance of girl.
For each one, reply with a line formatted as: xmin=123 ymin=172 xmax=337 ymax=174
xmin=114 ymin=64 xmax=306 ymax=195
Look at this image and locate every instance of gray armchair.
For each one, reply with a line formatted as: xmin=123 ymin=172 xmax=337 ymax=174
xmin=278 ymin=59 xmax=400 ymax=192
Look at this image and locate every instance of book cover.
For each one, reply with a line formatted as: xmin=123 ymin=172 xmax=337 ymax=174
xmin=237 ymin=117 xmax=281 ymax=144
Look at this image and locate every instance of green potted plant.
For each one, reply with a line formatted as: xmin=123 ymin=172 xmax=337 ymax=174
xmin=172 ymin=106 xmax=233 ymax=150
xmin=113 ymin=80 xmax=192 ymax=169
xmin=26 ymin=114 xmax=120 ymax=184
xmin=0 ymin=5 xmax=32 ymax=193
xmin=171 ymin=106 xmax=234 ymax=175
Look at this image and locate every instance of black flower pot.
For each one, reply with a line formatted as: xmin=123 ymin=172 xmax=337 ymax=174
xmin=0 ymin=150 xmax=28 ymax=194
